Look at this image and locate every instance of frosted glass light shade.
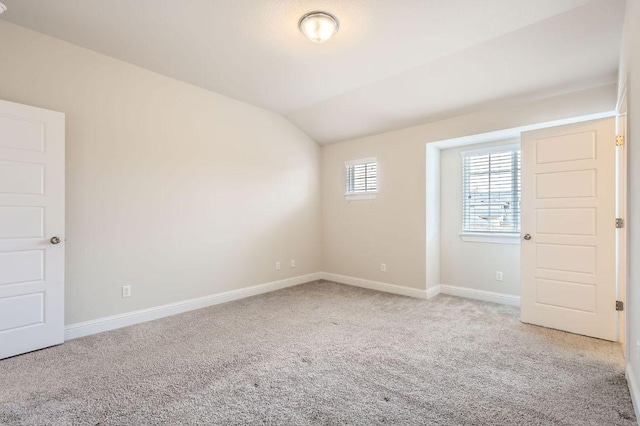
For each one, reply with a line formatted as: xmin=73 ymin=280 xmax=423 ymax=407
xmin=299 ymin=11 xmax=339 ymax=43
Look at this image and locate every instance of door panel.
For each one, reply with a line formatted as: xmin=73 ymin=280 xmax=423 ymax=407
xmin=536 ymin=170 xmax=595 ymax=199
xmin=0 ymin=160 xmax=44 ymax=194
xmin=535 ymin=131 xmax=595 ymax=163
xmin=0 ymin=115 xmax=45 ymax=152
xmin=536 ymin=244 xmax=596 ymax=274
xmin=521 ymin=118 xmax=616 ymax=341
xmin=0 ymin=99 xmax=65 ymax=359
xmin=0 ymin=292 xmax=45 ymax=330
xmin=536 ymin=208 xmax=596 ymax=236
xmin=0 ymin=250 xmax=44 ymax=285
xmin=0 ymin=207 xmax=44 ymax=239
xmin=536 ymin=279 xmax=596 ymax=313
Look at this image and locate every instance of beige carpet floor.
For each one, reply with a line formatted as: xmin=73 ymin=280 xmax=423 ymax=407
xmin=0 ymin=281 xmax=636 ymax=425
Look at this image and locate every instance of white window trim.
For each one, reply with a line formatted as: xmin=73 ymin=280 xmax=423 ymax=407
xmin=459 ymin=232 xmax=521 ymax=245
xmin=460 ymin=144 xmax=521 ymax=235
xmin=345 ymin=157 xmax=377 ymax=167
xmin=345 ymin=192 xmax=378 ymax=201
xmin=345 ymin=157 xmax=378 ymax=200
xmin=460 ymin=143 xmax=520 ymax=158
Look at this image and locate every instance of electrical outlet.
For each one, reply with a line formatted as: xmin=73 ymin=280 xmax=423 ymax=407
xmin=381 ymin=263 xmax=387 ymax=272
xmin=276 ymin=262 xmax=281 ymax=270
xmin=122 ymin=285 xmax=131 ymax=298
xmin=496 ymin=271 xmax=503 ymax=282
xmin=290 ymin=259 xmax=296 ymax=268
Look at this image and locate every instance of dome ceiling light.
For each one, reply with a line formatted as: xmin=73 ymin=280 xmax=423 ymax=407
xmin=298 ymin=11 xmax=339 ymax=43
xmin=0 ymin=2 xmax=7 ymax=14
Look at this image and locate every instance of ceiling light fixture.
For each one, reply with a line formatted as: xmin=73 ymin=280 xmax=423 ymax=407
xmin=298 ymin=11 xmax=339 ymax=43
xmin=0 ymin=2 xmax=7 ymax=14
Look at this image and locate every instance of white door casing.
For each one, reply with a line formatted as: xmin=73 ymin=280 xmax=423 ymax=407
xmin=0 ymin=99 xmax=65 ymax=359
xmin=521 ymin=118 xmax=616 ymax=341
xmin=615 ymin=83 xmax=628 ymax=352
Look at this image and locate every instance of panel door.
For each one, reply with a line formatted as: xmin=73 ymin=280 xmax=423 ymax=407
xmin=521 ymin=118 xmax=616 ymax=341
xmin=0 ymin=99 xmax=65 ymax=359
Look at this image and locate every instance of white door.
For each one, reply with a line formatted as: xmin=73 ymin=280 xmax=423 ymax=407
xmin=521 ymin=118 xmax=616 ymax=341
xmin=0 ymin=99 xmax=65 ymax=359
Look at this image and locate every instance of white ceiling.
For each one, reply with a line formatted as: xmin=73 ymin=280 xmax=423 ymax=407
xmin=0 ymin=0 xmax=626 ymax=144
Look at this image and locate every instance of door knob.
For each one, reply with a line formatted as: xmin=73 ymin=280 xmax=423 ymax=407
xmin=50 ymin=236 xmax=61 ymax=245
xmin=523 ymin=234 xmax=532 ymax=241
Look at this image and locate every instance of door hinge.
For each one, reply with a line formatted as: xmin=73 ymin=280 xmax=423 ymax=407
xmin=616 ymin=218 xmax=624 ymax=229
xmin=616 ymin=301 xmax=624 ymax=311
xmin=616 ymin=135 xmax=625 ymax=146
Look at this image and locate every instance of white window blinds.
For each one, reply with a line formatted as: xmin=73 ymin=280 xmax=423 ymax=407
xmin=462 ymin=146 xmax=521 ymax=233
xmin=346 ymin=158 xmax=377 ymax=194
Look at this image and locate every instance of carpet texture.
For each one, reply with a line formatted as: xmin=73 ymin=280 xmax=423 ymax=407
xmin=0 ymin=281 xmax=636 ymax=425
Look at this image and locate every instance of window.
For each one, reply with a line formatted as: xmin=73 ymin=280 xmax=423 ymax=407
xmin=462 ymin=146 xmax=521 ymax=234
xmin=345 ymin=157 xmax=377 ymax=200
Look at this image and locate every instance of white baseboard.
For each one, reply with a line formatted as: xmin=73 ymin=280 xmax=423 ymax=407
xmin=426 ymin=284 xmax=441 ymax=300
xmin=64 ymin=272 xmax=322 ymax=340
xmin=65 ymin=275 xmax=519 ymax=341
xmin=439 ymin=284 xmax=520 ymax=307
xmin=626 ymin=363 xmax=640 ymax=423
xmin=321 ymin=272 xmax=427 ymax=299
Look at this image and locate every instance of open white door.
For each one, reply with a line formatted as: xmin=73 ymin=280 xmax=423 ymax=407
xmin=0 ymin=99 xmax=65 ymax=359
xmin=521 ymin=118 xmax=616 ymax=341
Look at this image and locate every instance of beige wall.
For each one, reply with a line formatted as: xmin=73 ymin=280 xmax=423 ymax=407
xmin=322 ymin=135 xmax=427 ymax=289
xmin=0 ymin=21 xmax=321 ymax=325
xmin=620 ymin=0 xmax=640 ymax=405
xmin=322 ymin=83 xmax=617 ymax=291
xmin=0 ymin=19 xmax=622 ymax=327
xmin=440 ymin=139 xmax=520 ymax=296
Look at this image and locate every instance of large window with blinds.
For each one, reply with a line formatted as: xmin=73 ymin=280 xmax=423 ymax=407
xmin=462 ymin=146 xmax=521 ymax=233
xmin=345 ymin=157 xmax=377 ymax=197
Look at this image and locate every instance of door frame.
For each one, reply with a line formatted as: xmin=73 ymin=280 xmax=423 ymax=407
xmin=425 ymin=111 xmax=626 ymax=342
xmin=616 ymin=76 xmax=629 ymax=352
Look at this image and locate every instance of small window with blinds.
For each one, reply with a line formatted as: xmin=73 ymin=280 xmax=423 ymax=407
xmin=462 ymin=146 xmax=521 ymax=234
xmin=345 ymin=157 xmax=377 ymax=199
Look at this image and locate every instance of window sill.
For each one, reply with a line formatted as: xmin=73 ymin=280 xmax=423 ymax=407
xmin=345 ymin=192 xmax=378 ymax=201
xmin=459 ymin=232 xmax=521 ymax=245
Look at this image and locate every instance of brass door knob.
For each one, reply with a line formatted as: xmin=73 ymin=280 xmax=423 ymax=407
xmin=50 ymin=236 xmax=61 ymax=245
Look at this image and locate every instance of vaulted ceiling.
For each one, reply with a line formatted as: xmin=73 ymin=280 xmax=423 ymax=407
xmin=0 ymin=0 xmax=626 ymax=143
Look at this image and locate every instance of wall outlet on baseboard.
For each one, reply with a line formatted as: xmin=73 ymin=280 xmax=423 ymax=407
xmin=381 ymin=263 xmax=387 ymax=272
xmin=290 ymin=259 xmax=296 ymax=268
xmin=495 ymin=271 xmax=503 ymax=282
xmin=122 ymin=285 xmax=131 ymax=298
xmin=275 ymin=262 xmax=281 ymax=270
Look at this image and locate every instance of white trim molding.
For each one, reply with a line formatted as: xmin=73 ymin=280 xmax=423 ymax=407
xmin=65 ymin=274 xmax=525 ymax=341
xmin=459 ymin=232 xmax=520 ymax=245
xmin=427 ymin=284 xmax=442 ymax=299
xmin=627 ymin=364 xmax=640 ymax=423
xmin=321 ymin=272 xmax=427 ymax=299
xmin=429 ymin=111 xmax=616 ymax=150
xmin=345 ymin=156 xmax=377 ymax=167
xmin=439 ymin=284 xmax=520 ymax=307
xmin=345 ymin=192 xmax=378 ymax=201
xmin=460 ymin=143 xmax=520 ymax=158
xmin=65 ymin=273 xmax=322 ymax=340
